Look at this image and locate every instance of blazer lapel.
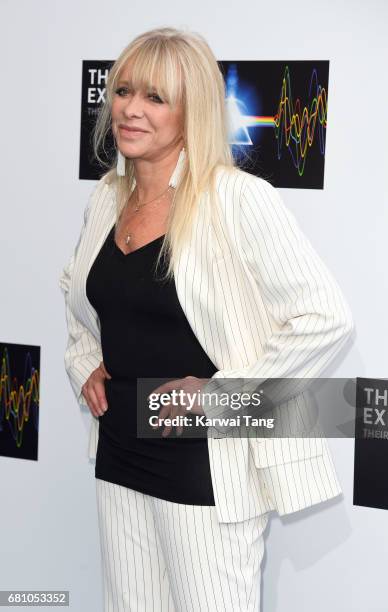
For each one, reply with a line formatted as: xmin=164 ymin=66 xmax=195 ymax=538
xmin=71 ymin=184 xmax=116 ymax=340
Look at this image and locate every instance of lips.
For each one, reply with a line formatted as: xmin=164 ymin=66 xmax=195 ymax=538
xmin=119 ymin=125 xmax=148 ymax=133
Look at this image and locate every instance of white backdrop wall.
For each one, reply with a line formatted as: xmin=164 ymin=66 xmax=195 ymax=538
xmin=1 ymin=0 xmax=387 ymax=610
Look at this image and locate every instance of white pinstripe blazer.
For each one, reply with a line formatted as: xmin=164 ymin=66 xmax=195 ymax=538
xmin=59 ymin=148 xmax=354 ymax=523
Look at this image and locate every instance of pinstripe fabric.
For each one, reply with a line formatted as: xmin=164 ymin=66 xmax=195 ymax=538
xmin=59 ymin=148 xmax=354 ymax=523
xmin=95 ymin=478 xmax=268 ymax=612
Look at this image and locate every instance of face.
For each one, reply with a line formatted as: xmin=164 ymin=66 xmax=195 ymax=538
xmin=111 ymin=61 xmax=184 ymax=160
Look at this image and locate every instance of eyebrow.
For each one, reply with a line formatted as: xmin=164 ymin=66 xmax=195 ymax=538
xmin=117 ymin=79 xmax=159 ymax=90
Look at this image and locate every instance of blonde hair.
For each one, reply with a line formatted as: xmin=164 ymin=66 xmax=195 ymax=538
xmin=92 ymin=26 xmax=236 ymax=280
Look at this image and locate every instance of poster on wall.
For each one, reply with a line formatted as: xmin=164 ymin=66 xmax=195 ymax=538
xmin=353 ymin=377 xmax=388 ymax=511
xmin=79 ymin=59 xmax=329 ymax=189
xmin=79 ymin=60 xmax=114 ymax=180
xmin=218 ymin=60 xmax=329 ymax=189
xmin=0 ymin=342 xmax=40 ymax=461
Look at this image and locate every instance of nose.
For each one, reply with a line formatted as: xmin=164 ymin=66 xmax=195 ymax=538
xmin=123 ymin=91 xmax=144 ymax=117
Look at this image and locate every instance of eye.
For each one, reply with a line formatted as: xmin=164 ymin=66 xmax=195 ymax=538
xmin=114 ymin=86 xmax=131 ymax=97
xmin=148 ymin=92 xmax=164 ymax=103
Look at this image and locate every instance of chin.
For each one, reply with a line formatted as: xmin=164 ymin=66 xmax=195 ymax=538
xmin=119 ymin=144 xmax=145 ymax=158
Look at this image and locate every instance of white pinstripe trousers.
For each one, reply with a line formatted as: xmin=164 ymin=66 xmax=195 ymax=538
xmin=95 ymin=478 xmax=269 ymax=612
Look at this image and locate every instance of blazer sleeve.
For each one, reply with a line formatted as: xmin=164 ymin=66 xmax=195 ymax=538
xmin=201 ymin=174 xmax=355 ymax=422
xmin=59 ymin=186 xmax=104 ymax=407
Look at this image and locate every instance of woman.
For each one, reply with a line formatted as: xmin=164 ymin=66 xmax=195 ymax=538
xmin=60 ymin=27 xmax=354 ymax=611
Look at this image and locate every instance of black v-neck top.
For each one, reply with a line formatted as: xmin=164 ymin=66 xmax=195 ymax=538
xmin=86 ymin=225 xmax=217 ymax=505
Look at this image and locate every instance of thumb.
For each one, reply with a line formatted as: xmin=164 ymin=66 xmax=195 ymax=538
xmin=99 ymin=362 xmax=112 ymax=379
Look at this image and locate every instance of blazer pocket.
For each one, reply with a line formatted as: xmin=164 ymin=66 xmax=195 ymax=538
xmin=250 ymin=436 xmax=324 ymax=468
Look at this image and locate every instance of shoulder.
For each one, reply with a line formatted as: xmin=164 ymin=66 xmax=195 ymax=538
xmin=84 ymin=173 xmax=114 ymax=221
xmin=212 ymin=167 xmax=299 ymax=241
xmin=89 ymin=172 xmax=113 ymax=203
xmin=213 ymin=165 xmax=282 ymax=209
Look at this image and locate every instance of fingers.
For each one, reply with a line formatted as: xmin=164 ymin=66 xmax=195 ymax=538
xmin=99 ymin=361 xmax=112 ymax=379
xmin=89 ymin=387 xmax=104 ymax=417
xmin=82 ymin=371 xmax=109 ymax=417
xmin=153 ymin=402 xmax=184 ymax=437
xmin=159 ymin=404 xmax=173 ymax=437
xmin=93 ymin=384 xmax=109 ymax=417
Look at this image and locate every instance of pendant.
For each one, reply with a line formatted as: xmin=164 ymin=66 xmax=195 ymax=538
xmin=125 ymin=234 xmax=132 ymax=245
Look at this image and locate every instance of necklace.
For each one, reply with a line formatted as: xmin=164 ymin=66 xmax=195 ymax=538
xmin=124 ymin=185 xmax=172 ymax=246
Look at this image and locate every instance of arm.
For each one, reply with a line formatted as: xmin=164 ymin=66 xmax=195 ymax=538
xmin=59 ymin=186 xmax=104 ymax=407
xmin=201 ymin=175 xmax=354 ymax=425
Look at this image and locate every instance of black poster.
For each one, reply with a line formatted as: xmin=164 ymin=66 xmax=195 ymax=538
xmin=218 ymin=60 xmax=329 ymax=189
xmin=79 ymin=60 xmax=115 ymax=180
xmin=0 ymin=342 xmax=40 ymax=461
xmin=353 ymin=377 xmax=388 ymax=510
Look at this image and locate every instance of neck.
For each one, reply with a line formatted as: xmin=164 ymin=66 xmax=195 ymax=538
xmin=132 ymin=140 xmax=184 ymax=201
